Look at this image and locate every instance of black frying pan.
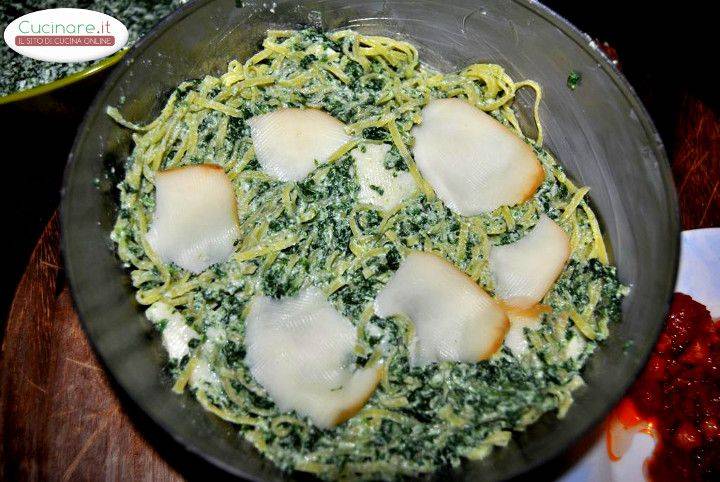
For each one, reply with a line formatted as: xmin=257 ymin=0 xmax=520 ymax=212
xmin=61 ymin=0 xmax=679 ymax=479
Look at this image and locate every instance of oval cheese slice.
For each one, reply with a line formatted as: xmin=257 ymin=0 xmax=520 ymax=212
xmin=245 ymin=287 xmax=380 ymax=429
xmin=351 ymin=143 xmax=416 ymax=211
xmin=489 ymin=214 xmax=571 ymax=309
xmin=411 ymin=98 xmax=544 ymax=215
xmin=147 ymin=164 xmax=240 ymax=274
xmin=248 ymin=108 xmax=351 ymax=181
xmin=374 ymin=252 xmax=508 ymax=366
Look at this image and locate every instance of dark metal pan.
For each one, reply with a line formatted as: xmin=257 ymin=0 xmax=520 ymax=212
xmin=61 ymin=0 xmax=679 ymax=479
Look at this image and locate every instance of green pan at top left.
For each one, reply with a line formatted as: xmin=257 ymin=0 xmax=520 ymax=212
xmin=0 ymin=48 xmax=127 ymax=105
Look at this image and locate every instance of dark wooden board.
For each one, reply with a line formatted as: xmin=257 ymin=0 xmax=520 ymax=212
xmin=0 ymin=213 xmax=181 ymax=481
xmin=1 ymin=96 xmax=717 ymax=481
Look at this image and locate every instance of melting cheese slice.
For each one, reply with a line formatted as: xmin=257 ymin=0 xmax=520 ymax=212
xmin=411 ymin=98 xmax=544 ymax=215
xmin=147 ymin=164 xmax=240 ymax=274
xmin=374 ymin=252 xmax=508 ymax=366
xmin=244 ymin=287 xmax=380 ymax=429
xmin=248 ymin=108 xmax=351 ymax=181
xmin=489 ymin=215 xmax=570 ymax=309
xmin=351 ymin=143 xmax=416 ymax=211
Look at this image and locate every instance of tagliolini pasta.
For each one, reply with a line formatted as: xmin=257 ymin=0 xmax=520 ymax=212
xmin=110 ymin=29 xmax=627 ymax=480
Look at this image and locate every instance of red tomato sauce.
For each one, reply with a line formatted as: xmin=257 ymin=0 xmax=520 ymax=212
xmin=610 ymin=293 xmax=720 ymax=481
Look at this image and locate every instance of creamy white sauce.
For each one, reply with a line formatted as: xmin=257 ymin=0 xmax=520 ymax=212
xmin=146 ymin=302 xmax=199 ymax=361
xmin=352 ymin=143 xmax=416 ymax=211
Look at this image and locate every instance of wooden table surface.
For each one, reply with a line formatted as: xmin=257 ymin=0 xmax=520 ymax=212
xmin=0 ymin=96 xmax=717 ymax=481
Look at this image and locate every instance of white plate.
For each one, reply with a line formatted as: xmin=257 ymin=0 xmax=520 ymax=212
xmin=676 ymin=228 xmax=720 ymax=318
xmin=559 ymin=228 xmax=720 ymax=482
